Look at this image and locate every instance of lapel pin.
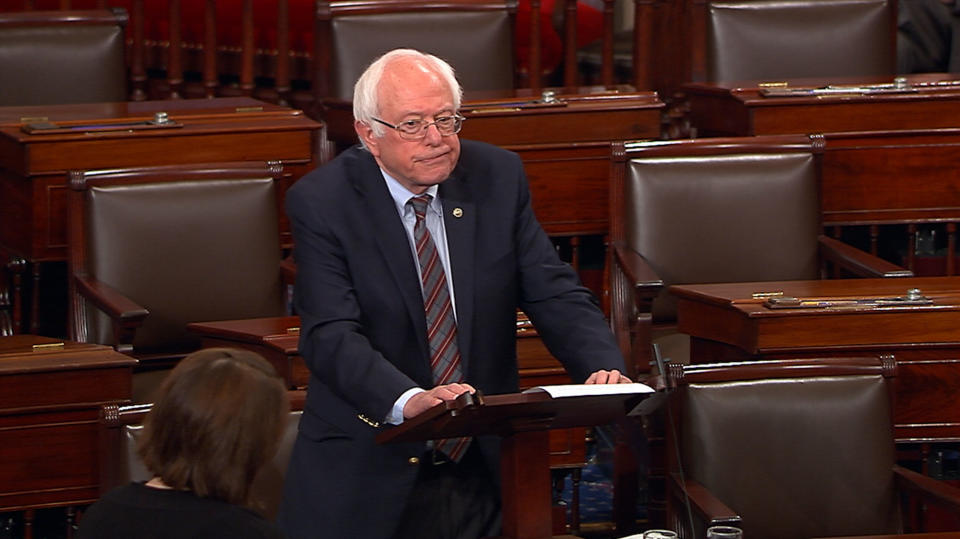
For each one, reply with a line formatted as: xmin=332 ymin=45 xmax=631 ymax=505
xmin=452 ymin=207 xmax=463 ymax=218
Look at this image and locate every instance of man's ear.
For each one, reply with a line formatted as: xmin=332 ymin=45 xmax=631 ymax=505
xmin=355 ymin=120 xmax=380 ymax=156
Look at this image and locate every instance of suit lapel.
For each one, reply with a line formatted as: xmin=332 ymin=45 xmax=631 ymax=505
xmin=348 ymin=151 xmax=430 ymax=362
xmin=439 ymin=164 xmax=476 ymax=374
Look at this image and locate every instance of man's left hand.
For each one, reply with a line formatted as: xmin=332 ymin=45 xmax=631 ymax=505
xmin=585 ymin=369 xmax=632 ymax=384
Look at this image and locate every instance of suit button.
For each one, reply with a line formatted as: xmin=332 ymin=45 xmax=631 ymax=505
xmin=408 ymin=456 xmax=420 ymax=465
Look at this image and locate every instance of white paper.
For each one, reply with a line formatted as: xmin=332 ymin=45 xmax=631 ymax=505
xmin=521 ymin=383 xmax=654 ymax=398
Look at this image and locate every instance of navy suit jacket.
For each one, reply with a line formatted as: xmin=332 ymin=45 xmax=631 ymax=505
xmin=278 ymin=140 xmax=625 ymax=539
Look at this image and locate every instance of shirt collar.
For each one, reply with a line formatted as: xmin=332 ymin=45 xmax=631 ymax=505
xmin=381 ymin=168 xmax=440 ymax=217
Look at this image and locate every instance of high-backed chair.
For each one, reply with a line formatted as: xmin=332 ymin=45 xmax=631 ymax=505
xmin=702 ymin=0 xmax=896 ymax=82
xmin=98 ymin=390 xmax=306 ymax=520
xmin=0 ymin=8 xmax=128 ymax=106
xmin=608 ymin=135 xmax=911 ymax=376
xmin=665 ymin=356 xmax=960 ymax=538
xmin=313 ymin=0 xmax=518 ymax=101
xmin=67 ymin=162 xmax=290 ymax=401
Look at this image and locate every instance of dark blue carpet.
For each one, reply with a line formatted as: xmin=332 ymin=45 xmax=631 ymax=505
xmin=558 ymin=431 xmax=647 ymax=525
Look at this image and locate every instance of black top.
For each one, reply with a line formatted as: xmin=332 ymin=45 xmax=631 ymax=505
xmin=77 ymin=482 xmax=284 ymax=539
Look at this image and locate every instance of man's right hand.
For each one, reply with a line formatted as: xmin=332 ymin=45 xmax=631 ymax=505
xmin=403 ymin=383 xmax=475 ymax=418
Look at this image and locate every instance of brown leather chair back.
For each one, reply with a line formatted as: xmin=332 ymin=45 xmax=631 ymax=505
xmin=316 ymin=0 xmax=516 ymax=100
xmin=69 ymin=163 xmax=287 ymax=354
xmin=0 ymin=9 xmax=127 ymax=105
xmin=706 ymin=0 xmax=895 ymax=82
xmin=670 ymin=357 xmax=900 ymax=538
xmin=618 ymin=138 xmax=820 ymax=322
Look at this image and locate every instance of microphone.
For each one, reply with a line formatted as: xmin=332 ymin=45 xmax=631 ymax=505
xmin=627 ymin=344 xmax=671 ymax=417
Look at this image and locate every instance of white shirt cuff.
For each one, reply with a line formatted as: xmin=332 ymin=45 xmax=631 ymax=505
xmin=385 ymin=386 xmax=424 ymax=425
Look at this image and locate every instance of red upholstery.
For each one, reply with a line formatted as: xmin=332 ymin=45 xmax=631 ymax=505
xmin=516 ymin=0 xmax=604 ymax=73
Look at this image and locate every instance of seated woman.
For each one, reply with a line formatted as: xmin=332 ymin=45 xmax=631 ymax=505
xmin=78 ymin=348 xmax=289 ymax=539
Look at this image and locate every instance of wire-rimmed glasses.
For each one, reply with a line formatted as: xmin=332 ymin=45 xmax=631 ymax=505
xmin=371 ymin=114 xmax=465 ymax=141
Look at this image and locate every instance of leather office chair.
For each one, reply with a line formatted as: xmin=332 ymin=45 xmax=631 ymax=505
xmin=98 ymin=390 xmax=306 ymax=520
xmin=702 ymin=0 xmax=896 ymax=82
xmin=608 ymin=135 xmax=911 ymax=377
xmin=0 ymin=8 xmax=128 ymax=106
xmin=313 ymin=0 xmax=518 ymax=101
xmin=665 ymin=356 xmax=960 ymax=538
xmin=67 ymin=162 xmax=290 ymax=401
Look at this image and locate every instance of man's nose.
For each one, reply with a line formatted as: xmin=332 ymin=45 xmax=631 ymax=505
xmin=422 ymin=122 xmax=443 ymax=144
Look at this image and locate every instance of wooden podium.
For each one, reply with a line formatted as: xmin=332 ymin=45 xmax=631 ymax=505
xmin=669 ymin=276 xmax=960 ymax=443
xmin=187 ymin=315 xmax=591 ymax=470
xmin=376 ymin=387 xmax=652 ymax=539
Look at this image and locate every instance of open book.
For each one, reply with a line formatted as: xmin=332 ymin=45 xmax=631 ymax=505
xmin=522 ymin=382 xmax=654 ymax=398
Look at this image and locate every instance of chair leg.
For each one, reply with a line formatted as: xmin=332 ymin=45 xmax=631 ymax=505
xmin=23 ymin=509 xmax=33 ymax=539
xmin=570 ymin=468 xmax=582 ymax=535
xmin=613 ymin=436 xmax=640 ymax=535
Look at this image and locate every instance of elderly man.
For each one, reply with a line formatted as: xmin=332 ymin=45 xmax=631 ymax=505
xmin=279 ymin=48 xmax=627 ymax=539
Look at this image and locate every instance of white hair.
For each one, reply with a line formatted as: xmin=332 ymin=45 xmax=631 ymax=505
xmin=353 ymin=48 xmax=463 ymax=141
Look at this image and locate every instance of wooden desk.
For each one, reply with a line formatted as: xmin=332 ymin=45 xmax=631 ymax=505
xmin=187 ymin=316 xmax=305 ymax=389
xmin=670 ymin=276 xmax=960 ymax=443
xmin=0 ymin=335 xmax=135 ymax=514
xmin=0 ymin=97 xmax=322 ymax=334
xmin=681 ymin=73 xmax=960 ymax=137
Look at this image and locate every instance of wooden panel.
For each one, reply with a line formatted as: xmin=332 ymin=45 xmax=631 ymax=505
xmin=460 ymin=89 xmax=662 ymax=145
xmin=18 ymin=128 xmax=312 ymax=176
xmin=682 ymin=74 xmax=960 ymax=137
xmin=514 ymin=142 xmax=611 ymax=236
xmin=0 ymin=335 xmax=134 ymax=511
xmin=189 ymin=316 xmax=306 ymax=390
xmin=0 ymin=416 xmax=99 ymax=508
xmin=820 ymin=131 xmax=960 ymax=225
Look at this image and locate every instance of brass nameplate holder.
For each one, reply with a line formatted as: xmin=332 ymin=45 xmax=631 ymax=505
xmin=20 ymin=111 xmax=181 ymax=135
xmin=760 ymin=77 xmax=960 ymax=98
xmin=32 ymin=342 xmax=65 ymax=350
xmin=764 ymin=288 xmax=933 ymax=309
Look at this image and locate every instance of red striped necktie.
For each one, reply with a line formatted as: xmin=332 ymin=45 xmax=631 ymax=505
xmin=409 ymin=194 xmax=470 ymax=462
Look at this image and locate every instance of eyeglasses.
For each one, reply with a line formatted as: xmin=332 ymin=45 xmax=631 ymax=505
xmin=371 ymin=114 xmax=465 ymax=141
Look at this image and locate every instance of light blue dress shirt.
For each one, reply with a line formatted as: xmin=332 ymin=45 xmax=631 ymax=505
xmin=381 ymin=170 xmax=458 ymax=425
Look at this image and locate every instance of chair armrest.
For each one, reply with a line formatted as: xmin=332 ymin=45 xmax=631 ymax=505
xmin=818 ymin=235 xmax=913 ymax=278
xmin=669 ymin=473 xmax=743 ymax=531
xmin=75 ymin=274 xmax=149 ymax=322
xmin=73 ymin=274 xmax=149 ymax=353
xmin=610 ymin=242 xmax=664 ymax=376
xmin=894 ymin=464 xmax=960 ymax=511
xmin=612 ymin=241 xmax=664 ymax=298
